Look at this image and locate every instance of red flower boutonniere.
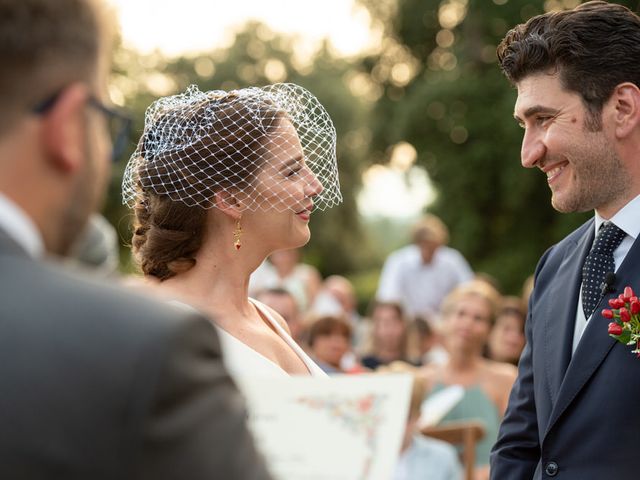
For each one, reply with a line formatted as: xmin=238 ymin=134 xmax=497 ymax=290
xmin=601 ymin=286 xmax=640 ymax=356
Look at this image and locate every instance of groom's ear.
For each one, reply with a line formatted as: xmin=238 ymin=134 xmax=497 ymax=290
xmin=213 ymin=190 xmax=242 ymax=219
xmin=611 ymin=82 xmax=640 ymax=139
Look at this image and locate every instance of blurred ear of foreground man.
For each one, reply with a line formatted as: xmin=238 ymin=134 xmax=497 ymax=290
xmin=0 ymin=0 xmax=272 ymax=479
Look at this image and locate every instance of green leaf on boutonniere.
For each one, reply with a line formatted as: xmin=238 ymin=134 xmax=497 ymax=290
xmin=611 ymin=329 xmax=632 ymax=345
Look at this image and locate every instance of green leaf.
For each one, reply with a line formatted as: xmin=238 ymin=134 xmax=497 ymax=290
xmin=611 ymin=330 xmax=632 ymax=345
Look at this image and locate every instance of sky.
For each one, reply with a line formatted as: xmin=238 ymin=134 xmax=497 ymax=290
xmin=106 ymin=0 xmax=376 ymax=58
xmin=106 ymin=0 xmax=433 ymax=218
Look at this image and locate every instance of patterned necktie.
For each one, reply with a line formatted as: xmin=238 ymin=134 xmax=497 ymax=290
xmin=581 ymin=221 xmax=626 ymax=319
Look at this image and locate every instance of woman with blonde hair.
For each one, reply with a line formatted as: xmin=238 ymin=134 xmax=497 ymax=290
xmin=420 ymin=280 xmax=516 ymax=480
xmin=122 ymin=84 xmax=342 ymax=378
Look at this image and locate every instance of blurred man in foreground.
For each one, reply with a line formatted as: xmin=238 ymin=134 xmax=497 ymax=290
xmin=0 ymin=1 xmax=271 ymax=478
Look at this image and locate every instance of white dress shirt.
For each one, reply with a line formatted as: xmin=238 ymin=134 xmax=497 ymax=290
xmin=0 ymin=192 xmax=43 ymax=258
xmin=376 ymin=244 xmax=473 ymax=318
xmin=572 ymin=194 xmax=640 ymax=353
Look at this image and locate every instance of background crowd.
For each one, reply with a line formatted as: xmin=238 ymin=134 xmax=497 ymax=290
xmin=247 ymin=214 xmax=528 ymax=480
xmin=84 ymin=211 xmax=528 ymax=480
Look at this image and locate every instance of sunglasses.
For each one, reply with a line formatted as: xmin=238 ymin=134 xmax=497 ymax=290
xmin=33 ymin=91 xmax=132 ymax=162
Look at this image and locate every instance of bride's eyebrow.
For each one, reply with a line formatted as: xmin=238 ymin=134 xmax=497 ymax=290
xmin=279 ymin=155 xmax=304 ymax=171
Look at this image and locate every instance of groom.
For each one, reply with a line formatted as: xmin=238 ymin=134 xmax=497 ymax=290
xmin=491 ymin=2 xmax=640 ymax=479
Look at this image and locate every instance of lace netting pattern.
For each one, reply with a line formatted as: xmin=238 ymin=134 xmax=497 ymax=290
xmin=122 ymin=83 xmax=341 ymax=212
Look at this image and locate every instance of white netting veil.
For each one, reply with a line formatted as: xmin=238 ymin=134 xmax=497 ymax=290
xmin=121 ymin=83 xmax=342 ymax=213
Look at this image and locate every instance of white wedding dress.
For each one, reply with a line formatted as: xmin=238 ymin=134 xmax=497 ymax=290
xmin=171 ymin=298 xmax=326 ymax=378
xmin=216 ymin=298 xmax=327 ymax=378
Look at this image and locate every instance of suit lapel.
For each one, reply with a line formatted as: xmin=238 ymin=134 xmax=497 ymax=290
xmin=545 ymin=232 xmax=640 ymax=436
xmin=543 ymin=222 xmax=594 ymax=404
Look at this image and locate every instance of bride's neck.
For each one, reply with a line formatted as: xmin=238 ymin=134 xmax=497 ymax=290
xmin=160 ymin=242 xmax=265 ymax=311
xmin=162 ymin=266 xmax=248 ymax=310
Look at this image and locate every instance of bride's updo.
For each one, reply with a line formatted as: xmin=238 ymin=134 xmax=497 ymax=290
xmin=128 ymin=89 xmax=284 ymax=279
xmin=122 ymin=84 xmax=341 ymax=280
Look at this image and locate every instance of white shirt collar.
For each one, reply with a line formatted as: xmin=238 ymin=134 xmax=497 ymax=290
xmin=0 ymin=192 xmax=44 ymax=258
xmin=594 ymin=193 xmax=640 ymax=240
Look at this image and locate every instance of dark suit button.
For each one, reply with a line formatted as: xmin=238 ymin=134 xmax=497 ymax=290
xmin=545 ymin=461 xmax=559 ymax=476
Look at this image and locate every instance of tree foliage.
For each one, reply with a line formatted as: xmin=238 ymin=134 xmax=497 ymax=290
xmin=356 ymin=0 xmax=639 ymax=293
xmin=105 ymin=24 xmax=375 ymax=275
xmin=104 ymin=0 xmax=640 ymax=297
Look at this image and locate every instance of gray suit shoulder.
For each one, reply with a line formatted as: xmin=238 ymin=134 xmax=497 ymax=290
xmin=0 ymin=254 xmax=273 ymax=480
xmin=2 ymin=253 xmax=207 ymax=342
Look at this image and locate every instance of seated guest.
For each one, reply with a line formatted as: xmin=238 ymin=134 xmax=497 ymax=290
xmin=361 ymin=302 xmax=419 ymax=370
xmin=485 ymin=296 xmax=526 ymax=366
xmin=420 ymin=281 xmax=516 ymax=480
xmin=306 ymin=316 xmax=353 ymax=373
xmin=311 ymin=275 xmax=362 ymax=326
xmin=249 ymin=247 xmax=322 ymax=312
xmin=310 ymin=274 xmax=369 ymax=367
xmin=254 ymin=287 xmax=304 ymax=343
xmin=413 ymin=315 xmax=448 ymax=366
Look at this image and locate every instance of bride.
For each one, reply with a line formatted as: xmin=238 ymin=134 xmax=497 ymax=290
xmin=122 ymin=84 xmax=341 ymax=377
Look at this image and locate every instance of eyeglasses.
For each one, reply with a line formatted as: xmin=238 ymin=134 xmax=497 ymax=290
xmin=33 ymin=91 xmax=133 ymax=162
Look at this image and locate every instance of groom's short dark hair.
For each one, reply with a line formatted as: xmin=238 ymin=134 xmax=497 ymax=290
xmin=497 ymin=1 xmax=640 ymax=130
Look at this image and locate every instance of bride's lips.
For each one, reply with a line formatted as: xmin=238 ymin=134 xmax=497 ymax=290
xmin=295 ymin=204 xmax=314 ymax=221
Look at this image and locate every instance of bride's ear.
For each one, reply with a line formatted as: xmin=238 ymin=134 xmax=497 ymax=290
xmin=213 ymin=190 xmax=242 ymax=220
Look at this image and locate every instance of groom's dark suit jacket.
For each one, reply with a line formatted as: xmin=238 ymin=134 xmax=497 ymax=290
xmin=0 ymin=230 xmax=271 ymax=480
xmin=491 ymin=219 xmax=640 ymax=479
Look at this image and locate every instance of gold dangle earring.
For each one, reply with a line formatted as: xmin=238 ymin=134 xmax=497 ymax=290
xmin=233 ymin=217 xmax=243 ymax=250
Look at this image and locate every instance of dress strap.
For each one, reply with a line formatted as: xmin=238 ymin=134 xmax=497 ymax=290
xmin=249 ymin=298 xmax=327 ymax=377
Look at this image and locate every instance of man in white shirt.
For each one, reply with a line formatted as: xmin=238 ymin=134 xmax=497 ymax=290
xmin=376 ymin=214 xmax=473 ymax=319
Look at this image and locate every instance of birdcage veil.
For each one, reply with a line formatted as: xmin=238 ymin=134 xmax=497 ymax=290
xmin=121 ymin=83 xmax=341 ymax=212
